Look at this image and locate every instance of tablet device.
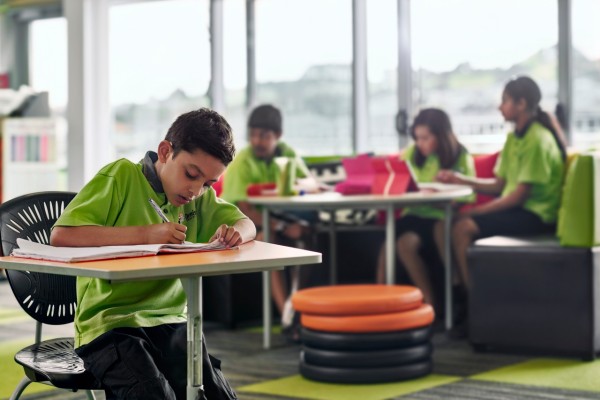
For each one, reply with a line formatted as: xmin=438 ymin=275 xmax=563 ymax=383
xmin=371 ymin=157 xmax=418 ymax=195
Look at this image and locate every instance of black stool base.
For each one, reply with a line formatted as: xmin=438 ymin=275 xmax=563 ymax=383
xmin=301 ymin=342 xmax=432 ymax=368
xmin=299 ymin=359 xmax=433 ymax=384
xmin=300 ymin=326 xmax=432 ymax=350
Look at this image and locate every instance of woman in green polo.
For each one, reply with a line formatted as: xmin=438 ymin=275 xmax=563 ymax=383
xmin=441 ymin=76 xmax=567 ymax=291
xmin=376 ymin=108 xmax=475 ymax=315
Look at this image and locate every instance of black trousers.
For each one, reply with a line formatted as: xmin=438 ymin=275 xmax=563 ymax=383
xmin=75 ymin=323 xmax=236 ymax=400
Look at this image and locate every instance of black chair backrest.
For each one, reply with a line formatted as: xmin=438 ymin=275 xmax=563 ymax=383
xmin=0 ymin=191 xmax=77 ymax=325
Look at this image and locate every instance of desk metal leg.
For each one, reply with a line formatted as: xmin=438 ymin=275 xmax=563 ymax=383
xmin=444 ymin=204 xmax=453 ymax=330
xmin=329 ymin=210 xmax=337 ymax=284
xmin=385 ymin=205 xmax=396 ymax=284
xmin=262 ymin=208 xmax=272 ymax=349
xmin=182 ymin=276 xmax=203 ymax=400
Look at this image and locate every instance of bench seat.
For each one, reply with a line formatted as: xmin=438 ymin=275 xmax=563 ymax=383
xmin=468 ymin=235 xmax=600 ymax=360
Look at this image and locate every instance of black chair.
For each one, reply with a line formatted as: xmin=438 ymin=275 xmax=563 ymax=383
xmin=0 ymin=192 xmax=100 ymax=400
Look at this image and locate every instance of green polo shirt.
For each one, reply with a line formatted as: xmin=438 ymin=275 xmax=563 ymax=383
xmin=55 ymin=153 xmax=247 ymax=347
xmin=221 ymin=142 xmax=306 ymax=204
xmin=495 ymin=121 xmax=564 ymax=223
xmin=403 ymin=144 xmax=476 ymax=219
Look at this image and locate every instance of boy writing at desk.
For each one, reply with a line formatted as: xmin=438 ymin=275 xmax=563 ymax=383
xmin=50 ymin=108 xmax=255 ymax=400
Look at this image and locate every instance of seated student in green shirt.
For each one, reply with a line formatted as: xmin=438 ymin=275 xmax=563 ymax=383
xmin=439 ymin=76 xmax=567 ymax=291
xmin=50 ymin=108 xmax=255 ymax=400
xmin=220 ymin=104 xmax=313 ymax=340
xmin=376 ymin=108 xmax=475 ymax=315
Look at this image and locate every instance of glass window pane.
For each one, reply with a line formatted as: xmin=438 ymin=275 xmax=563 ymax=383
xmin=223 ymin=0 xmax=247 ymax=149
xmin=109 ymin=0 xmax=210 ymax=162
xmin=29 ymin=17 xmax=67 ymax=116
xmin=411 ymin=0 xmax=558 ymax=154
xmin=572 ymin=0 xmax=600 ymax=151
xmin=255 ymin=0 xmax=352 ymax=156
xmin=367 ymin=0 xmax=398 ymax=154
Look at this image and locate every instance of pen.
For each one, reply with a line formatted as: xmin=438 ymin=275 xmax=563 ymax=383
xmin=149 ymin=198 xmax=169 ymax=223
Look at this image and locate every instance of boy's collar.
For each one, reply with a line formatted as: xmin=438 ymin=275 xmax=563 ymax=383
xmin=259 ymin=143 xmax=283 ymax=164
xmin=274 ymin=144 xmax=283 ymax=157
xmin=141 ymin=151 xmax=165 ymax=193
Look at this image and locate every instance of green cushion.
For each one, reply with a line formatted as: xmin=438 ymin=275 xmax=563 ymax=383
xmin=557 ymin=154 xmax=596 ymax=247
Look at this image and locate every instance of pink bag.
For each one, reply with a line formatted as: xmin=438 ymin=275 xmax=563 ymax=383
xmin=334 ymin=154 xmax=374 ymax=195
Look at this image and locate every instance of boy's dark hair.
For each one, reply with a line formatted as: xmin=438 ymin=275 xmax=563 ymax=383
xmin=410 ymin=108 xmax=463 ymax=169
xmin=504 ymin=76 xmax=567 ymax=160
xmin=248 ymin=104 xmax=282 ymax=134
xmin=165 ymin=108 xmax=236 ymax=165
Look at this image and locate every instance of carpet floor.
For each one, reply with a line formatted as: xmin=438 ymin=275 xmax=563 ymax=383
xmin=2 ymin=280 xmax=600 ymax=400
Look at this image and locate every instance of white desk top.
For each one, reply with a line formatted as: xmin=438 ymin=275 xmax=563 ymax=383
xmin=247 ymin=188 xmax=473 ymax=209
xmin=0 ymin=241 xmax=321 ymax=282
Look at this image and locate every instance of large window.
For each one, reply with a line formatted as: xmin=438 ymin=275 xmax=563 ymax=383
xmin=109 ymin=0 xmax=210 ymax=162
xmin=411 ymin=0 xmax=558 ymax=154
xmin=366 ymin=0 xmax=398 ymax=154
xmin=223 ymin=0 xmax=247 ymax=148
xmin=254 ymin=0 xmax=352 ymax=156
xmin=572 ymin=0 xmax=600 ymax=151
xmin=29 ymin=17 xmax=67 ymax=116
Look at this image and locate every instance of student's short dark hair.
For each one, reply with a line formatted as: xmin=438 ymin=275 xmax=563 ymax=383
xmin=248 ymin=104 xmax=282 ymax=133
xmin=165 ymin=108 xmax=235 ymax=165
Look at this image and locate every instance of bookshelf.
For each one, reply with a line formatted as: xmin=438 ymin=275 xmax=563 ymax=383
xmin=2 ymin=117 xmax=67 ymax=201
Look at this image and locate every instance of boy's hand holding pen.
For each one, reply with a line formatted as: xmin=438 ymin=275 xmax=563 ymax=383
xmin=148 ymin=198 xmax=187 ymax=244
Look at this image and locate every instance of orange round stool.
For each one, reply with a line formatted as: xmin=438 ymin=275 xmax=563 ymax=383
xmin=292 ymin=284 xmax=423 ymax=316
xmin=301 ymin=303 xmax=434 ymax=333
xmin=293 ymin=284 xmax=435 ymax=384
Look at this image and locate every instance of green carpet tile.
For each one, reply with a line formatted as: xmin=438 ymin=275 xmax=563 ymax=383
xmin=472 ymin=358 xmax=600 ymax=393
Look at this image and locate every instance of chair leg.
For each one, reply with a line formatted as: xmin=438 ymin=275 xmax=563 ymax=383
xmin=9 ymin=376 xmax=32 ymax=400
xmin=85 ymin=390 xmax=97 ymax=400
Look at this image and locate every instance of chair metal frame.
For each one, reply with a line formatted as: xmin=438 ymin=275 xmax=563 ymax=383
xmin=1 ymin=192 xmax=98 ymax=400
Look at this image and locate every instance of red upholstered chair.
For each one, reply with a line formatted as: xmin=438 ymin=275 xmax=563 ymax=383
xmin=212 ymin=173 xmax=225 ymax=197
xmin=461 ymin=152 xmax=500 ymax=212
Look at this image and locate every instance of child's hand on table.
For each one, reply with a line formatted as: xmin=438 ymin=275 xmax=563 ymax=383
xmin=210 ymin=224 xmax=242 ymax=248
xmin=436 ymin=170 xmax=467 ymax=184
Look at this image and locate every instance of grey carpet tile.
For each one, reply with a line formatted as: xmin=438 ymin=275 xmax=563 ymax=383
xmin=401 ymin=379 xmax=600 ymax=400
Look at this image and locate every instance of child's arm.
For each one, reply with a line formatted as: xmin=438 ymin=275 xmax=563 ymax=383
xmin=50 ymin=223 xmax=187 ymax=247
xmin=437 ymin=170 xmax=505 ymax=196
xmin=461 ymin=183 xmax=532 ymax=217
xmin=236 ymin=201 xmax=263 ymax=227
xmin=210 ymin=218 xmax=256 ymax=248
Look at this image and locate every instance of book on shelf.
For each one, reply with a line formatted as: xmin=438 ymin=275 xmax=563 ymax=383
xmin=11 ymin=238 xmax=235 ymax=263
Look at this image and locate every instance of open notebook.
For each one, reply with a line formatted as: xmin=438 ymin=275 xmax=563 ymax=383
xmin=11 ymin=238 xmax=233 ymax=263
